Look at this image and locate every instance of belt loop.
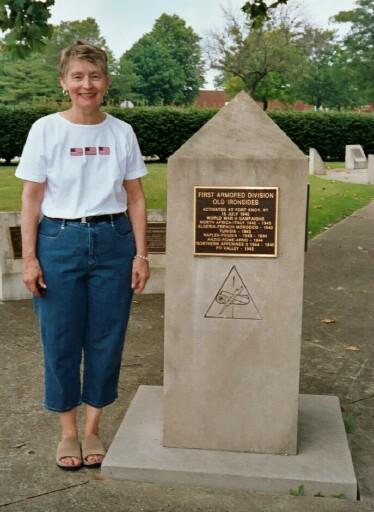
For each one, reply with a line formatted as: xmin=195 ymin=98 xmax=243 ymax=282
xmin=110 ymin=214 xmax=115 ymax=227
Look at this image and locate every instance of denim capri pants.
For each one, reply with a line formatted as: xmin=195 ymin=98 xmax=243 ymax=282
xmin=33 ymin=214 xmax=135 ymax=412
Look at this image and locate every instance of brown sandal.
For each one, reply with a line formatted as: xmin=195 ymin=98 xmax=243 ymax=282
xmin=56 ymin=437 xmax=82 ymax=471
xmin=82 ymin=434 xmax=106 ymax=467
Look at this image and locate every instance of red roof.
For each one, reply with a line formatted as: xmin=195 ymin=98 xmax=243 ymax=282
xmin=194 ymin=90 xmax=228 ymax=108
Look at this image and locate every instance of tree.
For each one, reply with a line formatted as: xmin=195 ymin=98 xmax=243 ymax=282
xmin=242 ymin=0 xmax=289 ymax=28
xmin=0 ymin=18 xmax=123 ymax=105
xmin=295 ymin=28 xmax=364 ymax=109
xmin=0 ymin=53 xmax=59 ymax=103
xmin=0 ymin=0 xmax=54 ymax=56
xmin=43 ymin=17 xmax=113 ymax=67
xmin=121 ymin=14 xmax=205 ymax=106
xmin=333 ymin=0 xmax=374 ymax=104
xmin=207 ymin=5 xmax=304 ymax=108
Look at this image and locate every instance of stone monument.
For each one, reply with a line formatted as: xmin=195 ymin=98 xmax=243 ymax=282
xmin=162 ymin=92 xmax=306 ymax=455
xmin=345 ymin=144 xmax=367 ymax=170
xmin=309 ymin=147 xmax=326 ymax=175
xmin=368 ymin=155 xmax=374 ymax=185
xmin=0 ymin=212 xmax=31 ymax=300
xmin=102 ymin=92 xmax=357 ymax=499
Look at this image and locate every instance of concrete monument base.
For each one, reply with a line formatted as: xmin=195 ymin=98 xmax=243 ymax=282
xmin=102 ymin=386 xmax=357 ymax=500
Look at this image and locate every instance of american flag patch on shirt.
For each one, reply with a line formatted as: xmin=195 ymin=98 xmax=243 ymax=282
xmin=70 ymin=147 xmax=83 ymax=156
xmin=98 ymin=146 xmax=110 ymax=155
xmin=85 ymin=147 xmax=97 ymax=155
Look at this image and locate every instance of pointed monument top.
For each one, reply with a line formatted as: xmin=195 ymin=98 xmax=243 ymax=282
xmin=171 ymin=91 xmax=306 ymax=161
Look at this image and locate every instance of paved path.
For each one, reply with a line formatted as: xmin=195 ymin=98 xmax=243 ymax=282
xmin=322 ymin=168 xmax=371 ymax=185
xmin=1 ymin=202 xmax=374 ymax=511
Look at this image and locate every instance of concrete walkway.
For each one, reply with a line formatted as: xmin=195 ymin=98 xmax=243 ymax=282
xmin=1 ymin=202 xmax=374 ymax=511
xmin=323 ymin=167 xmax=371 ymax=185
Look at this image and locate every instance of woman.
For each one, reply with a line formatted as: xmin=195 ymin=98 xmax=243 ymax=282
xmin=15 ymin=40 xmax=150 ymax=470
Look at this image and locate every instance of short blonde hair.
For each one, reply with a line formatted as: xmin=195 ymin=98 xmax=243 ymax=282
xmin=59 ymin=40 xmax=108 ymax=77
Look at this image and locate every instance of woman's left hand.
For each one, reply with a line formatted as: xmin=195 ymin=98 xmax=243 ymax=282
xmin=131 ymin=257 xmax=150 ymax=294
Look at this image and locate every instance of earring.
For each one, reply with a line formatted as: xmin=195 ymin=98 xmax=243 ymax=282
xmin=62 ymin=89 xmax=68 ymax=96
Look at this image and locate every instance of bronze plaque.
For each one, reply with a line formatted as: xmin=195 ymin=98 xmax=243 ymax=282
xmin=194 ymin=187 xmax=278 ymax=257
xmin=9 ymin=226 xmax=22 ymax=259
xmin=147 ymin=222 xmax=166 ymax=254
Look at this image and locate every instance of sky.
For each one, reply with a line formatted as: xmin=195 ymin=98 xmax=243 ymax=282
xmin=50 ymin=0 xmax=357 ymax=88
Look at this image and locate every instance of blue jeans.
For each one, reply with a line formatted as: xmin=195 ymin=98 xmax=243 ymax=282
xmin=33 ymin=215 xmax=135 ymax=412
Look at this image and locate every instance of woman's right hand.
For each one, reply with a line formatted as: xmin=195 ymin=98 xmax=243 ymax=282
xmin=23 ymin=257 xmax=47 ymax=297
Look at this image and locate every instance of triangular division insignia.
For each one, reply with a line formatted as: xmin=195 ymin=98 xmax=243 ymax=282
xmin=205 ymin=266 xmax=262 ymax=320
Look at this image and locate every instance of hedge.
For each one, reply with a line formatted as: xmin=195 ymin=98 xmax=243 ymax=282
xmin=0 ymin=105 xmax=373 ymax=163
xmin=270 ymin=111 xmax=374 ymax=161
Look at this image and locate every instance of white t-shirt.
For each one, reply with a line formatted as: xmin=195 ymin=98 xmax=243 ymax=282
xmin=15 ymin=113 xmax=147 ymax=218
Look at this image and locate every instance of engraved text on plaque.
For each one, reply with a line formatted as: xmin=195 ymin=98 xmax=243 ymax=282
xmin=194 ymin=187 xmax=278 ymax=257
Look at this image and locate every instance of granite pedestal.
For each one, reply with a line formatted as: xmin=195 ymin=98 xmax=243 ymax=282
xmin=102 ymin=386 xmax=357 ymax=500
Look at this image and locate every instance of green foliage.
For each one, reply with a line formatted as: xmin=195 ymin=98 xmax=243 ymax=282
xmin=0 ymin=105 xmax=55 ymax=162
xmin=0 ymin=0 xmax=54 ymax=56
xmin=0 ymin=17 xmax=117 ymax=105
xmin=208 ymin=6 xmax=306 ymax=106
xmin=121 ymin=14 xmax=205 ymax=106
xmin=0 ymin=53 xmax=59 ymax=103
xmin=270 ymin=111 xmax=374 ymax=161
xmin=213 ymin=2 xmax=373 ymax=109
xmin=107 ymin=106 xmax=215 ymax=161
xmin=242 ymin=0 xmax=288 ymax=28
xmin=295 ymin=28 xmax=365 ymax=109
xmin=289 ymin=484 xmax=305 ymax=496
xmin=343 ymin=417 xmax=355 ymax=434
xmin=333 ymin=0 xmax=374 ymax=104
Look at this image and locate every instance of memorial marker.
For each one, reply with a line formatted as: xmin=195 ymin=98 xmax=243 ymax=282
xmin=368 ymin=155 xmax=374 ymax=185
xmin=309 ymin=147 xmax=326 ymax=176
xmin=103 ymin=92 xmax=357 ymax=499
xmin=345 ymin=144 xmax=367 ymax=170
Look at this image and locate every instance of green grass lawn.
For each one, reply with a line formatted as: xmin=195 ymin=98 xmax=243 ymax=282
xmin=0 ymin=163 xmax=168 ymax=211
xmin=308 ymin=175 xmax=374 ymax=237
xmin=2 ymin=163 xmax=374 ymax=239
xmin=142 ymin=163 xmax=167 ymax=209
xmin=326 ymin=161 xmax=345 ymax=170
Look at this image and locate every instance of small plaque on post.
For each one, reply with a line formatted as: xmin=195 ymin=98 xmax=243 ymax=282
xmin=194 ymin=186 xmax=278 ymax=257
xmin=147 ymin=222 xmax=166 ymax=254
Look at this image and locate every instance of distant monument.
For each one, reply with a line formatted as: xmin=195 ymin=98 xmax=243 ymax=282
xmin=120 ymin=100 xmax=134 ymax=108
xmin=369 ymin=155 xmax=374 ymax=184
xmin=309 ymin=147 xmax=327 ymax=175
xmin=345 ymin=145 xmax=367 ymax=170
xmin=103 ymin=92 xmax=357 ymax=499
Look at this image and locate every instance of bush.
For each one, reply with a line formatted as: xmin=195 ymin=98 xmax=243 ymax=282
xmin=269 ymin=111 xmax=374 ymax=161
xmin=0 ymin=106 xmax=55 ymax=163
xmin=0 ymin=105 xmax=373 ymax=162
xmin=107 ymin=107 xmax=217 ymax=162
